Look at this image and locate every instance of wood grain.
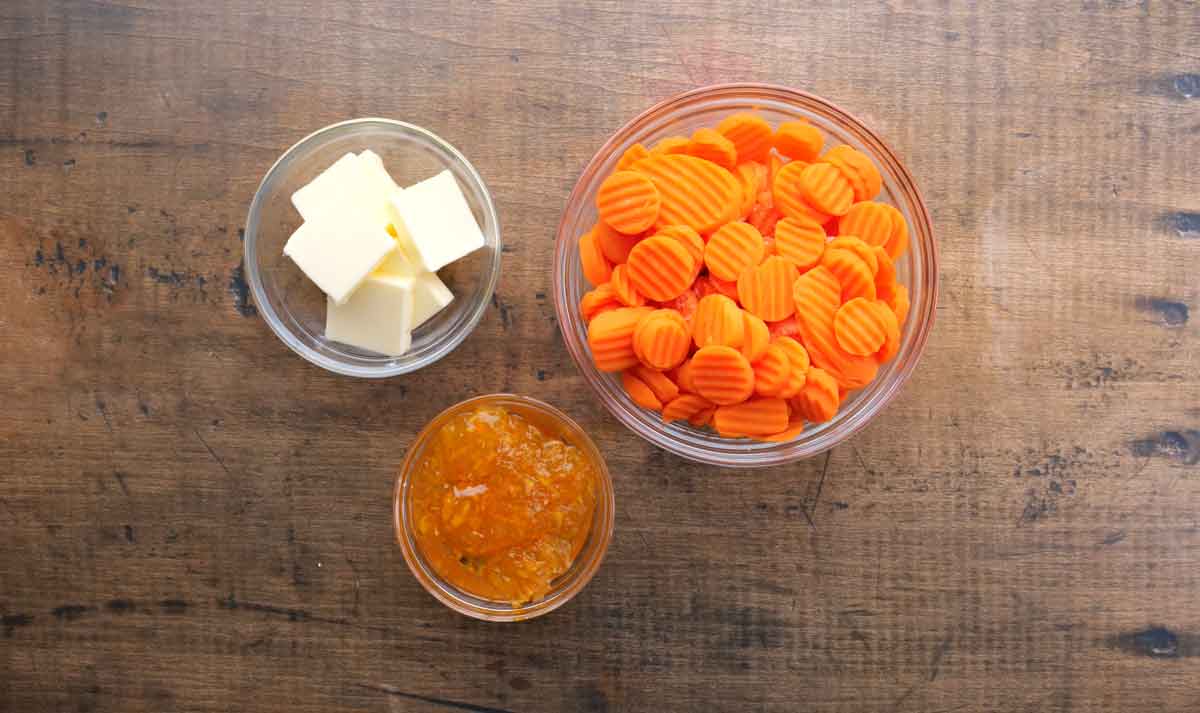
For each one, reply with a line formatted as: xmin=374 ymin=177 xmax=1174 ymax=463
xmin=1 ymin=1 xmax=1198 ymax=711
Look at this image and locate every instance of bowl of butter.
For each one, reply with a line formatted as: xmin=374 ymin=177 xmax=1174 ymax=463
xmin=244 ymin=118 xmax=501 ymax=377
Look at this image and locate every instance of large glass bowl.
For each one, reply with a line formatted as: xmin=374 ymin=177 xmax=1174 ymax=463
xmin=244 ymin=118 xmax=501 ymax=377
xmin=553 ymin=84 xmax=937 ymax=467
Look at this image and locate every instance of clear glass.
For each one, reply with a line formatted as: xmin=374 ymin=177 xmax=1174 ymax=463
xmin=393 ymin=394 xmax=615 ymax=621
xmin=553 ymin=84 xmax=938 ymax=468
xmin=244 ymin=118 xmax=501 ymax=378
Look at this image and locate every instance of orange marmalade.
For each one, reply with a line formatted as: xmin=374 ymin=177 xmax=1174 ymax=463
xmin=409 ymin=405 xmax=598 ymax=604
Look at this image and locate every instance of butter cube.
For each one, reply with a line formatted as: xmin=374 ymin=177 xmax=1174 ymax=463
xmin=325 ymin=273 xmax=415 ymax=356
xmin=292 ymin=152 xmax=400 ymax=226
xmin=410 ymin=272 xmax=454 ymax=328
xmin=283 ymin=219 xmax=395 ymax=305
xmin=389 ymin=170 xmax=485 ymax=272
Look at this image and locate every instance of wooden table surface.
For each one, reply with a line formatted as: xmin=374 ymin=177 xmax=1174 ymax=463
xmin=3 ymin=2 xmax=1199 ymax=711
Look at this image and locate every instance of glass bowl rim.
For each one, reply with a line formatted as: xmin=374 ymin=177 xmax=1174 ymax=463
xmin=552 ymin=82 xmax=938 ymax=467
xmin=243 ymin=117 xmax=502 ymax=378
xmin=392 ymin=393 xmax=616 ymax=621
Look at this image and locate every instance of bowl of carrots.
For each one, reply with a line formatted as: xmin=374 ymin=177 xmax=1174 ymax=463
xmin=553 ymin=84 xmax=937 ymax=467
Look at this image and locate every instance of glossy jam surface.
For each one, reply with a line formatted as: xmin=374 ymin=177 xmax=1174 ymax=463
xmin=409 ymin=405 xmax=598 ymax=604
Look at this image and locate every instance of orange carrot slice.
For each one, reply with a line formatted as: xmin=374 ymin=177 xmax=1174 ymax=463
xmin=838 ymin=201 xmax=893 ymax=247
xmin=767 ymin=315 xmax=801 ymax=340
xmin=890 ymin=284 xmax=910 ymax=324
xmin=872 ymin=246 xmax=897 ymax=303
xmin=761 ymin=418 xmax=805 ymax=442
xmin=684 ymin=128 xmax=737 ymax=170
xmin=622 ymin=371 xmax=663 ymax=411
xmin=714 ymin=397 xmax=789 ymax=437
xmin=737 ymin=255 xmax=799 ymax=322
xmin=587 ymin=306 xmax=654 ymax=372
xmin=692 ymin=294 xmax=745 ymax=350
xmin=690 ymin=345 xmax=755 ymax=405
xmin=791 ymin=367 xmax=839 ymax=423
xmin=740 ymin=311 xmax=770 ymax=362
xmin=673 ymin=357 xmax=698 ymax=394
xmin=579 ymin=228 xmax=613 ymax=286
xmin=792 ymin=265 xmax=843 ymax=327
xmin=704 ymin=222 xmax=765 ymax=281
xmin=821 ymin=248 xmax=876 ymax=302
xmin=662 ymin=393 xmax=715 ymax=423
xmin=774 ymin=121 xmax=823 ymax=162
xmin=650 ymin=136 xmax=690 ymax=155
xmin=632 ymin=364 xmax=681 ymax=404
xmin=735 ymin=162 xmax=765 ymax=218
xmin=828 ymin=236 xmax=878 ymax=275
xmin=609 ymin=263 xmax=645 ymax=307
xmin=615 ymin=142 xmax=651 ymax=171
xmin=821 ymin=145 xmax=882 ymax=202
xmin=597 ymin=170 xmax=661 ymax=235
xmin=796 ymin=315 xmax=879 ymax=390
xmin=799 ymin=163 xmax=853 ymax=216
xmin=746 ymin=203 xmax=783 ymax=237
xmin=833 ymin=297 xmax=888 ymax=356
xmin=875 ymin=300 xmax=901 ymax=363
xmin=773 ymin=215 xmax=826 ymax=271
xmin=752 ymin=343 xmax=790 ymax=397
xmin=595 ymin=221 xmax=643 ymax=264
xmin=655 ymin=225 xmax=704 ymax=280
xmin=775 ymin=335 xmax=811 ymax=374
xmin=633 ymin=153 xmax=741 ymax=233
xmin=772 ymin=160 xmax=832 ymax=224
xmin=632 ymin=309 xmax=691 ymax=370
xmin=580 ymin=283 xmax=620 ymax=323
xmin=716 ymin=113 xmax=773 ymax=163
xmin=625 ymin=235 xmax=694 ymax=301
xmin=882 ymin=204 xmax=909 ymax=260
xmin=688 ymin=406 xmax=716 ymax=427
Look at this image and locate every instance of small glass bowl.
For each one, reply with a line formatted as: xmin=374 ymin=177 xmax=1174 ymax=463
xmin=393 ymin=394 xmax=614 ymax=621
xmin=244 ymin=118 xmax=501 ymax=378
xmin=553 ymin=84 xmax=938 ymax=467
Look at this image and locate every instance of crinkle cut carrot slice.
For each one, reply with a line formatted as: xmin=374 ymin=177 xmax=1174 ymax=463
xmin=752 ymin=343 xmax=790 ymax=397
xmin=838 ymin=201 xmax=893 ymax=247
xmin=622 ymin=371 xmax=663 ymax=411
xmin=872 ymin=246 xmax=897 ymax=303
xmin=792 ymin=265 xmax=843 ymax=328
xmin=834 ymin=297 xmax=888 ymax=356
xmin=875 ymin=299 xmax=901 ymax=364
xmin=662 ymin=393 xmax=714 ymax=423
xmin=821 ymin=248 xmax=876 ymax=302
xmin=580 ymin=283 xmax=620 ymax=323
xmin=791 ymin=367 xmax=839 ymax=423
xmin=597 ymin=170 xmax=661 ymax=235
xmin=692 ymin=294 xmax=745 ymax=350
xmin=625 ymin=234 xmax=694 ymax=301
xmin=796 ymin=314 xmax=878 ymax=390
xmin=882 ymin=204 xmax=910 ymax=260
xmin=799 ymin=163 xmax=853 ymax=217
xmin=633 ymin=309 xmax=691 ymax=370
xmin=735 ymin=162 xmax=765 ymax=218
xmin=690 ymin=345 xmax=755 ymax=406
xmin=740 ymin=311 xmax=770 ymax=362
xmin=684 ymin=128 xmax=737 ymax=170
xmin=609 ymin=264 xmax=645 ymax=307
xmin=714 ymin=397 xmax=789 ymax=437
xmin=890 ymin=284 xmax=910 ymax=324
xmin=821 ymin=145 xmax=882 ymax=202
xmin=766 ymin=315 xmax=801 ymax=340
xmin=716 ymin=113 xmax=773 ymax=164
xmin=772 ymin=160 xmax=832 ymax=225
xmin=738 ymin=255 xmax=799 ymax=322
xmin=633 ymin=154 xmax=741 ymax=233
xmin=775 ymin=335 xmax=811 ymax=375
xmin=616 ymin=142 xmax=651 ymax=172
xmin=828 ymin=236 xmax=878 ymax=275
xmin=587 ymin=306 xmax=654 ymax=372
xmin=654 ymin=286 xmax=699 ymax=324
xmin=704 ymin=221 xmax=765 ymax=282
xmin=673 ymin=357 xmax=698 ymax=394
xmin=773 ymin=215 xmax=826 ymax=272
xmin=650 ymin=136 xmax=690 ymax=155
xmin=595 ymin=221 xmax=643 ymax=264
xmin=688 ymin=406 xmax=715 ymax=427
xmin=632 ymin=364 xmax=680 ymax=404
xmin=761 ymin=417 xmax=805 ymax=442
xmin=655 ymin=225 xmax=704 ymax=280
xmin=773 ymin=120 xmax=824 ymax=162
xmin=579 ymin=227 xmax=613 ymax=286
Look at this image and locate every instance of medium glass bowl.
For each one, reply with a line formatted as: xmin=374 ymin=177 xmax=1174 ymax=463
xmin=244 ymin=118 xmax=501 ymax=377
xmin=393 ymin=394 xmax=615 ymax=621
xmin=553 ymin=84 xmax=937 ymax=467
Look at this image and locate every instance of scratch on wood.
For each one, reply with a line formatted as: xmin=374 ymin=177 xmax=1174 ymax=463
xmin=193 ymin=428 xmax=232 ymax=477
xmin=929 ymin=635 xmax=952 ymax=681
xmin=353 ymin=683 xmax=519 ymax=713
xmin=805 ymin=450 xmax=833 ymax=529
